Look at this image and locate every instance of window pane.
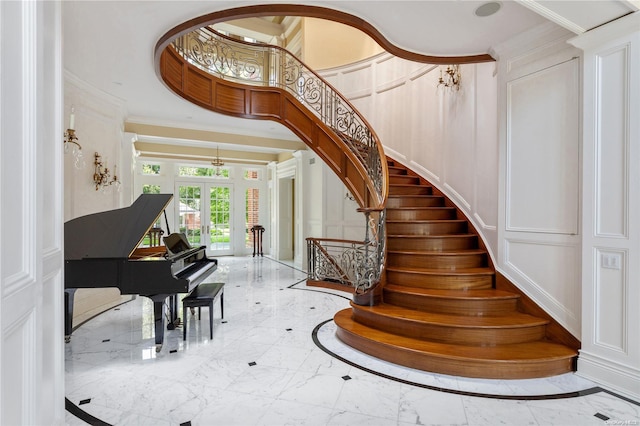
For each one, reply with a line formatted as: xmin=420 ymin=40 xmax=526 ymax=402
xmin=245 ymin=188 xmax=260 ymax=248
xmin=209 ymin=186 xmax=231 ymax=251
xmin=178 ymin=166 xmax=230 ymax=178
xmin=178 ymin=185 xmax=202 ymax=246
xmin=244 ymin=169 xmax=259 ymax=180
xmin=142 ymin=184 xmax=161 ymax=194
xmin=142 ymin=164 xmax=161 ymax=175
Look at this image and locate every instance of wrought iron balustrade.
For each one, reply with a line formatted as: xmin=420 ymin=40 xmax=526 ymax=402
xmin=172 ymin=28 xmax=387 ymax=295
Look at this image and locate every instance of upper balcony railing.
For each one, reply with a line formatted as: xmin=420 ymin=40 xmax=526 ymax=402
xmin=172 ymin=28 xmax=386 ymax=207
xmin=171 ymin=28 xmax=387 ymax=297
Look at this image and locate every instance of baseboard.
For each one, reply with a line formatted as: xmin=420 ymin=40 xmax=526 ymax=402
xmin=577 ymin=350 xmax=640 ymax=403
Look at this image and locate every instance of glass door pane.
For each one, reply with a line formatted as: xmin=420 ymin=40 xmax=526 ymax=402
xmin=177 ymin=184 xmax=202 ymax=247
xmin=208 ymin=185 xmax=232 ymax=254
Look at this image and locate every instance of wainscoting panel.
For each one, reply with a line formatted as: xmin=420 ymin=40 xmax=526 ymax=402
xmin=595 ymin=45 xmax=629 ymax=238
xmin=593 ymin=248 xmax=627 ymax=352
xmin=506 ymin=59 xmax=580 ymax=235
xmin=504 ymin=238 xmax=580 ymax=334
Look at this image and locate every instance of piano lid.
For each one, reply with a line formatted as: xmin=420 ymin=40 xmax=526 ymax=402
xmin=65 ymin=193 xmax=173 ymax=260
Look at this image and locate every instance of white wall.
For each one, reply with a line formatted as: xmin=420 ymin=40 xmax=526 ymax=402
xmin=64 ymin=72 xmax=130 ymax=327
xmin=494 ymin=24 xmax=583 ymax=338
xmin=320 ymin=53 xmax=500 ymax=263
xmin=570 ymin=12 xmax=640 ymax=402
xmin=321 ymin=15 xmax=640 ymax=401
xmin=1 ymin=1 xmax=65 ymax=423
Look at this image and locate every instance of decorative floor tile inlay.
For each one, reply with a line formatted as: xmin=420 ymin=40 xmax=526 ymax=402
xmin=65 ymin=256 xmax=640 ymax=426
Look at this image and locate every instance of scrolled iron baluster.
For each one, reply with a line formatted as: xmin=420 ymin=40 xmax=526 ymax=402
xmin=172 ymin=30 xmax=388 ymax=295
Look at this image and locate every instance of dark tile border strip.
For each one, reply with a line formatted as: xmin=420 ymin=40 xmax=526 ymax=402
xmin=65 ymin=398 xmax=112 ymax=426
xmin=312 ymin=318 xmax=612 ymax=402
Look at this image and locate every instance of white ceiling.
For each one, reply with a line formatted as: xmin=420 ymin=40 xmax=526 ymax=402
xmin=62 ymin=1 xmax=639 ymax=160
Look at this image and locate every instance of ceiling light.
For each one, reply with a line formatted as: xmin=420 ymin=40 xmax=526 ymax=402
xmin=475 ymin=2 xmax=501 ymax=17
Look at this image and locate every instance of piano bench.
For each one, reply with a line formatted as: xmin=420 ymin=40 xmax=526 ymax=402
xmin=182 ymin=282 xmax=224 ymax=341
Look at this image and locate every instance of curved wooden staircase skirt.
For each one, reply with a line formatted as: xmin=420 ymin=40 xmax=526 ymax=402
xmin=157 ymin=45 xmax=579 ymax=381
xmin=159 ymin=47 xmax=377 ymax=210
xmin=335 ymin=159 xmax=579 ymax=379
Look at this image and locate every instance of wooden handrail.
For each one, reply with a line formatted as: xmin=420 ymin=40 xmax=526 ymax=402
xmin=155 ymin=25 xmax=388 ymax=297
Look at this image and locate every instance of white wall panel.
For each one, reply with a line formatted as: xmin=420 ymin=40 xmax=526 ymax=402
xmin=596 ymin=46 xmax=629 ymax=238
xmin=1 ymin=310 xmax=36 ymax=426
xmin=475 ymin=63 xmax=499 ymax=235
xmin=505 ymin=239 xmax=580 ymax=331
xmin=1 ymin=1 xmax=64 ymax=422
xmin=341 ymin=63 xmax=373 ymax=95
xmin=443 ymin=65 xmax=476 ymax=212
xmin=408 ymin=70 xmax=443 ymax=183
xmin=594 ymin=248 xmax=627 ymax=351
xmin=570 ymin=12 xmax=640 ymax=400
xmin=506 ymin=59 xmax=579 ymax=234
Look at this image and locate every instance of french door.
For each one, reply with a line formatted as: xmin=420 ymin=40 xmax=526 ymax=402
xmin=176 ymin=182 xmax=233 ymax=256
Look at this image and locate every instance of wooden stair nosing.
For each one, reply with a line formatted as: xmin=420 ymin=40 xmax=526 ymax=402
xmin=385 ymin=265 xmax=495 ymax=276
xmin=387 ymin=248 xmax=487 ymax=256
xmin=383 ymin=285 xmax=519 ymax=302
xmin=383 ymin=286 xmax=519 ymax=317
xmin=350 ymin=303 xmax=549 ymax=328
xmin=334 ymin=310 xmax=577 ymax=379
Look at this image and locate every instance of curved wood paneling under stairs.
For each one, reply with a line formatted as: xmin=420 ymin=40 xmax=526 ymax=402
xmin=335 ymin=159 xmax=579 ymax=379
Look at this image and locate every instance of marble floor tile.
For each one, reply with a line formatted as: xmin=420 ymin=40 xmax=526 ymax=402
xmin=66 ymin=256 xmax=639 ymax=425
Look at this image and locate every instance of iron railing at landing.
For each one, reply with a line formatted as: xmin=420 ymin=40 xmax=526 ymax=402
xmin=171 ymin=28 xmax=387 ymax=296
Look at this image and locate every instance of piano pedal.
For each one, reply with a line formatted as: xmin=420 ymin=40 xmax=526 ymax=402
xmin=155 ymin=344 xmax=162 ymax=353
xmin=65 ymin=335 xmax=71 ymax=343
xmin=190 ymin=307 xmax=196 ymax=315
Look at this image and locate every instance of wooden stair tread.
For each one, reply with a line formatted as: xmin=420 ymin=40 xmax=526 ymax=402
xmin=335 ymin=309 xmax=576 ymax=361
xmin=387 ymin=207 xmax=455 ymax=211
xmin=384 ymin=285 xmax=518 ymax=301
xmin=388 ymin=195 xmax=442 ymax=198
xmin=351 ymin=303 xmax=548 ymax=327
xmin=386 ymin=266 xmax=494 ymax=276
xmin=388 ymin=248 xmax=487 ymax=255
xmin=388 ymin=219 xmax=466 ymax=224
xmin=390 ymin=232 xmax=476 ymax=239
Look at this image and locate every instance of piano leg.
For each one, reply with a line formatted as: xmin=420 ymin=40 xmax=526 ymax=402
xmin=64 ymin=288 xmax=77 ymax=343
xmin=148 ymin=293 xmax=179 ymax=352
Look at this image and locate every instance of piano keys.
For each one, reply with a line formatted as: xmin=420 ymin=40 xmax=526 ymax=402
xmin=64 ymin=194 xmax=218 ymax=351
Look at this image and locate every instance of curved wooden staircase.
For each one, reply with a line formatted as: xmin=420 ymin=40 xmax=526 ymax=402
xmin=334 ymin=159 xmax=579 ymax=379
xmin=155 ymin=27 xmax=578 ymax=381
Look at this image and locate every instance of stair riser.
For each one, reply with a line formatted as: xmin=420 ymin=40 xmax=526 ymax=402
xmin=335 ymin=327 xmax=576 ymax=380
xmin=387 ymin=209 xmax=457 ymax=221
xmin=387 ymin=197 xmax=444 ymax=208
xmin=389 ymin=175 xmax=421 ymax=185
xmin=387 ymin=252 xmax=487 ymax=269
xmin=387 ymin=221 xmax=467 ymax=235
xmin=383 ymin=290 xmax=518 ymax=316
xmin=352 ymin=309 xmax=547 ymax=345
xmin=389 ymin=185 xmax=432 ymax=196
xmin=387 ymin=236 xmax=478 ymax=251
xmin=386 ymin=270 xmax=493 ymax=289
xmin=388 ymin=167 xmax=408 ymax=176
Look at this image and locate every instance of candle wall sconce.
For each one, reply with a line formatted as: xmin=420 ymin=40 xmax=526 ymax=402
xmin=64 ymin=107 xmax=86 ymax=169
xmin=437 ymin=65 xmax=461 ymax=91
xmin=93 ymin=152 xmax=121 ymax=192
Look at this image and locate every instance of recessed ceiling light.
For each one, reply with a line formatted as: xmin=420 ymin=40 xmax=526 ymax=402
xmin=475 ymin=1 xmax=502 ymax=17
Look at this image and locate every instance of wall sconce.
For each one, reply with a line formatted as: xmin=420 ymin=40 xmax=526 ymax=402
xmin=93 ymin=152 xmax=121 ymax=192
xmin=64 ymin=107 xmax=86 ymax=169
xmin=438 ymin=65 xmax=461 ymax=91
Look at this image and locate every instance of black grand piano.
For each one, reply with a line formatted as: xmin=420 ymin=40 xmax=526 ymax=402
xmin=64 ymin=193 xmax=218 ymax=351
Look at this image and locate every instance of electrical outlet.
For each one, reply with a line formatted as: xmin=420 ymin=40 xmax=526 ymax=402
xmin=601 ymin=253 xmax=622 ymax=270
